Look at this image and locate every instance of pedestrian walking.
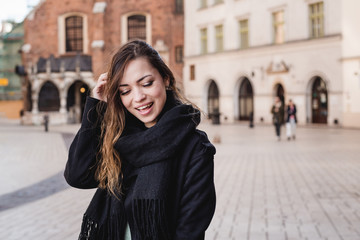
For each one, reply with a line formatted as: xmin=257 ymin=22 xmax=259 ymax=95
xmin=43 ymin=113 xmax=49 ymax=132
xmin=286 ymin=99 xmax=297 ymax=140
xmin=271 ymin=96 xmax=284 ymax=141
xmin=64 ymin=40 xmax=216 ymax=240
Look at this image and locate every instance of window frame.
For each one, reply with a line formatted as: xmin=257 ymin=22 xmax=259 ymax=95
xmin=175 ymin=46 xmax=184 ymax=63
xmin=127 ymin=15 xmax=147 ymax=41
xmin=65 ymin=16 xmax=84 ymax=53
xmin=199 ymin=0 xmax=207 ymax=9
xmin=272 ymin=10 xmax=285 ymax=44
xmin=58 ymin=13 xmax=88 ymax=55
xmin=175 ymin=0 xmax=183 ymax=14
xmin=215 ymin=24 xmax=224 ymax=52
xmin=121 ymin=12 xmax=152 ymax=45
xmin=214 ymin=0 xmax=224 ymax=5
xmin=239 ymin=19 xmax=249 ymax=49
xmin=200 ymin=27 xmax=208 ymax=54
xmin=190 ymin=65 xmax=195 ymax=80
xmin=309 ymin=2 xmax=324 ymax=38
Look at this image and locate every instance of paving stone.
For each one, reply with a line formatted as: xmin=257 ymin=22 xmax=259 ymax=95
xmin=1 ymin=119 xmax=360 ymax=239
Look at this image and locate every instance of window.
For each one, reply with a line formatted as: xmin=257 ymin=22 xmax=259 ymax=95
xmin=175 ymin=0 xmax=183 ymax=13
xmin=121 ymin=13 xmax=151 ymax=44
xmin=65 ymin=16 xmax=83 ymax=52
xmin=309 ymin=2 xmax=324 ymax=38
xmin=190 ymin=65 xmax=195 ymax=80
xmin=200 ymin=28 xmax=208 ymax=54
xmin=239 ymin=19 xmax=249 ymax=49
xmin=214 ymin=0 xmax=224 ymax=4
xmin=273 ymin=11 xmax=284 ymax=44
xmin=175 ymin=46 xmax=183 ymax=63
xmin=200 ymin=0 xmax=207 ymax=8
xmin=58 ymin=13 xmax=88 ymax=55
xmin=128 ymin=15 xmax=146 ymax=41
xmin=215 ymin=25 xmax=224 ymax=52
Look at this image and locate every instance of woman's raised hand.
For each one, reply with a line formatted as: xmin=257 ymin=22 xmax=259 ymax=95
xmin=92 ymin=73 xmax=108 ymax=102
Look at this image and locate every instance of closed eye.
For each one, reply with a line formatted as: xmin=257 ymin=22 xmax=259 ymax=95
xmin=119 ymin=89 xmax=130 ymax=96
xmin=143 ymin=81 xmax=153 ymax=87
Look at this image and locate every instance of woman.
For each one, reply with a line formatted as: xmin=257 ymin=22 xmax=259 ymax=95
xmin=271 ymin=96 xmax=284 ymax=141
xmin=286 ymin=99 xmax=297 ymax=140
xmin=64 ymin=40 xmax=216 ymax=240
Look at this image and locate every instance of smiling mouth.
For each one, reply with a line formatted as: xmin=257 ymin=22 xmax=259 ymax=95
xmin=136 ymin=103 xmax=153 ymax=111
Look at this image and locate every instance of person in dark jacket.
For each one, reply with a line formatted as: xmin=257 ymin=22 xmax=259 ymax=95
xmin=271 ymin=96 xmax=284 ymax=141
xmin=64 ymin=40 xmax=216 ymax=240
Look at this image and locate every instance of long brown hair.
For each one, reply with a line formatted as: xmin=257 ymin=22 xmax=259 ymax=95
xmin=95 ymin=40 xmax=183 ymax=196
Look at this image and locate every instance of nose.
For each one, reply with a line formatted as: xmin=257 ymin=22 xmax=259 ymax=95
xmin=134 ymin=88 xmax=146 ymax=102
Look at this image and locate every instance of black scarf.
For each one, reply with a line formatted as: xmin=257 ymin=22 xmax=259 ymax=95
xmin=79 ymin=91 xmax=200 ymax=240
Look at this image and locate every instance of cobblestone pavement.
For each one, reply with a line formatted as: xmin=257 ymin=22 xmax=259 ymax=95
xmin=0 ymin=118 xmax=360 ymax=240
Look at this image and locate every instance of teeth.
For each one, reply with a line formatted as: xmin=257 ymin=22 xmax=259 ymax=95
xmin=137 ymin=103 xmax=152 ymax=110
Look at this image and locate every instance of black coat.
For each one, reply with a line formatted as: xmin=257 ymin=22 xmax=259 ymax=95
xmin=64 ymin=97 xmax=216 ymax=240
xmin=286 ymin=104 xmax=297 ymax=123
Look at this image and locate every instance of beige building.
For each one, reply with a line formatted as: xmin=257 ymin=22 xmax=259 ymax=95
xmin=183 ymin=0 xmax=360 ymax=128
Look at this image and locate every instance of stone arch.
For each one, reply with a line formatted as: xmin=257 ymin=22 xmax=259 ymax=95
xmin=272 ymin=82 xmax=286 ymax=123
xmin=305 ymin=71 xmax=330 ymax=123
xmin=206 ymin=80 xmax=220 ymax=117
xmin=235 ymin=76 xmax=254 ymax=121
xmin=306 ymin=76 xmax=328 ymax=124
xmin=66 ymin=80 xmax=90 ymax=123
xmin=38 ymin=81 xmax=60 ymax=112
xmin=273 ymin=82 xmax=286 ymax=107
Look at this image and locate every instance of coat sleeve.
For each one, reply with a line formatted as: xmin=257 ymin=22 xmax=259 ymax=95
xmin=64 ymin=96 xmax=105 ymax=189
xmin=175 ymin=138 xmax=216 ymax=240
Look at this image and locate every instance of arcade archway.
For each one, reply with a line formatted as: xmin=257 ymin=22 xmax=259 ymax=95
xmin=38 ymin=81 xmax=60 ymax=112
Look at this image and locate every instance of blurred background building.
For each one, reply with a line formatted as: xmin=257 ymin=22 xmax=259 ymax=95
xmin=19 ymin=0 xmax=184 ymax=125
xmin=0 ymin=21 xmax=24 ymax=118
xmin=1 ymin=0 xmax=359 ymax=128
xmin=183 ymin=0 xmax=360 ymax=128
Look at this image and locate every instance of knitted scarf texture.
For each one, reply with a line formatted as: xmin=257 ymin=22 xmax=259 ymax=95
xmin=79 ymin=91 xmax=200 ymax=240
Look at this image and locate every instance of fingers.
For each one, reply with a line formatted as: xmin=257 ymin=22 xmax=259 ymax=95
xmin=96 ymin=80 xmax=107 ymax=89
xmin=92 ymin=72 xmax=108 ymax=102
xmin=98 ymin=72 xmax=108 ymax=82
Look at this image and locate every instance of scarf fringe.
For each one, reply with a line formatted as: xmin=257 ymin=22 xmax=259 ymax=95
xmin=78 ymin=213 xmax=126 ymax=240
xmin=132 ymin=199 xmax=170 ymax=240
xmin=78 ymin=214 xmax=98 ymax=240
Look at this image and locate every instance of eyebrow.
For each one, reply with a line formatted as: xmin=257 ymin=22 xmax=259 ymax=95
xmin=119 ymin=74 xmax=152 ymax=87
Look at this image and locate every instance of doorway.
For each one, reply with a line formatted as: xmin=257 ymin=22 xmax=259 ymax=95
xmin=311 ymin=77 xmax=328 ymax=123
xmin=238 ymin=78 xmax=253 ymax=120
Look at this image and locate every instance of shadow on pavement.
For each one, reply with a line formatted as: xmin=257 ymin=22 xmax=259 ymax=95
xmin=0 ymin=171 xmax=69 ymax=211
xmin=0 ymin=133 xmax=76 ymax=212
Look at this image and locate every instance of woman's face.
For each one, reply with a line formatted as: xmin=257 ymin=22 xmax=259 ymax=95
xmin=119 ymin=57 xmax=168 ymax=128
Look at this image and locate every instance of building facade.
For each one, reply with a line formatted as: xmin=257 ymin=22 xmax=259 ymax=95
xmin=21 ymin=0 xmax=184 ymax=125
xmin=184 ymin=0 xmax=360 ymax=128
xmin=0 ymin=21 xmax=24 ymax=101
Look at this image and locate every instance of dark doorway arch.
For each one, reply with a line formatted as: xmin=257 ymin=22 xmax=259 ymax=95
xmin=208 ymin=80 xmax=219 ymax=115
xmin=38 ymin=81 xmax=60 ymax=112
xmin=275 ymin=83 xmax=285 ymax=106
xmin=67 ymin=80 xmax=89 ymax=123
xmin=311 ymin=77 xmax=328 ymax=124
xmin=238 ymin=78 xmax=253 ymax=120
